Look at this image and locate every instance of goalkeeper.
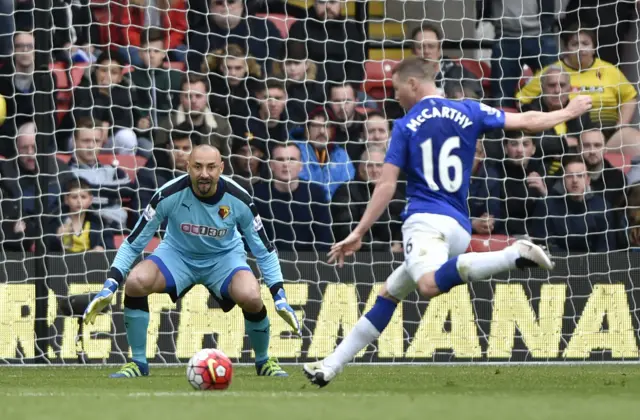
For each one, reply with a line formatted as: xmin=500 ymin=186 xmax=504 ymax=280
xmin=83 ymin=145 xmax=300 ymax=378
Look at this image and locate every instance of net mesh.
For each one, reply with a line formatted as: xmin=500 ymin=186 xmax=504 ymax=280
xmin=1 ymin=0 xmax=640 ymax=364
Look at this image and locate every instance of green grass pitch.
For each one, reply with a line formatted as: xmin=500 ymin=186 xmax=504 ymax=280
xmin=1 ymin=365 xmax=640 ymax=420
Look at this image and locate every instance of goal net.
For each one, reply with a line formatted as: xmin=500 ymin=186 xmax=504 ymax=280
xmin=1 ymin=0 xmax=640 ymax=365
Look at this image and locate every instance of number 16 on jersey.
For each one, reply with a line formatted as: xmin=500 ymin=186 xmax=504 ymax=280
xmin=420 ymin=136 xmax=463 ymax=193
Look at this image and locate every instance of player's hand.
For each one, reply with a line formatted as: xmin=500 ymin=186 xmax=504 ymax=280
xmin=273 ymin=288 xmax=301 ymax=336
xmin=565 ymin=95 xmax=593 ymax=119
xmin=83 ymin=278 xmax=118 ymax=325
xmin=328 ymin=231 xmax=363 ymax=267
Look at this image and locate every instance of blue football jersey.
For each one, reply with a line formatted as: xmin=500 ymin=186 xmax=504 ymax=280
xmin=110 ymin=174 xmax=283 ymax=287
xmin=385 ymin=96 xmax=505 ymax=233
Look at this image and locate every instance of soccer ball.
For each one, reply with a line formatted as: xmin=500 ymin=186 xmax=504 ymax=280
xmin=186 ymin=349 xmax=233 ymax=390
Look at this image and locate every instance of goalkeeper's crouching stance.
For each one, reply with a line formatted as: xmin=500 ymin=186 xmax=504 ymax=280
xmin=83 ymin=145 xmax=301 ymax=378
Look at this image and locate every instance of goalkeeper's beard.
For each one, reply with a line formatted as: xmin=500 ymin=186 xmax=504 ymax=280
xmin=193 ymin=177 xmax=215 ymax=196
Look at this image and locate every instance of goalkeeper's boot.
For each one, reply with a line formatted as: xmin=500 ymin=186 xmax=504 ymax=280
xmin=109 ymin=360 xmax=149 ymax=378
xmin=509 ymin=239 xmax=555 ymax=270
xmin=256 ymin=358 xmax=288 ymax=377
xmin=303 ymin=361 xmax=339 ymax=388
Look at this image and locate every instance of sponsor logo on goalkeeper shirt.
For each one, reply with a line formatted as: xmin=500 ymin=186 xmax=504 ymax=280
xmin=180 ymin=223 xmax=228 ymax=238
xmin=253 ymin=215 xmax=264 ymax=232
xmin=142 ymin=205 xmax=156 ymax=221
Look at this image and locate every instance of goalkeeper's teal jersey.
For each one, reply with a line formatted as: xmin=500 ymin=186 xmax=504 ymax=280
xmin=110 ymin=174 xmax=282 ymax=287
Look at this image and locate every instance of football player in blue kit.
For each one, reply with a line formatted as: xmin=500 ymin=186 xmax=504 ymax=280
xmin=304 ymin=57 xmax=593 ymax=387
xmin=84 ymin=145 xmax=301 ymax=378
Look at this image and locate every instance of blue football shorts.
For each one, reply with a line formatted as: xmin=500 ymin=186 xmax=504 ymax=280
xmin=146 ymin=241 xmax=252 ymax=302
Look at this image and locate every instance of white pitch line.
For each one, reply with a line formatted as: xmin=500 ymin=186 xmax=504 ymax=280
xmin=2 ymin=391 xmax=405 ymax=398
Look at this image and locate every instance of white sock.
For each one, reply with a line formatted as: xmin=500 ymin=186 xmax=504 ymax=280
xmin=323 ymin=316 xmax=381 ymax=372
xmin=456 ymin=248 xmax=520 ymax=282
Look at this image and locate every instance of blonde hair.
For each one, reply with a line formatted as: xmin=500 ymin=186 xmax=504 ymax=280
xmin=203 ymin=44 xmax=262 ymax=79
xmin=392 ymin=57 xmax=438 ymax=82
xmin=272 ymin=60 xmax=318 ymax=83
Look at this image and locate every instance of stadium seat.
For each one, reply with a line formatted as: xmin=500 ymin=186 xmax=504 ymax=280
xmin=499 ymin=107 xmax=519 ymax=114
xmin=518 ymin=64 xmax=534 ymax=91
xmin=97 ymin=154 xmax=148 ymax=180
xmin=604 ymin=152 xmax=633 ymax=174
xmin=467 ymin=235 xmax=517 ymax=252
xmin=256 ymin=13 xmax=298 ymax=38
xmin=89 ymin=1 xmax=110 ymax=46
xmin=166 ymin=61 xmax=186 ymax=72
xmin=363 ymin=60 xmax=399 ymax=100
xmin=113 ymin=234 xmax=161 ymax=252
xmin=459 ymin=59 xmax=491 ymax=92
xmin=56 ymin=153 xmax=72 ymax=164
xmin=51 ymin=61 xmax=89 ymax=124
xmin=355 ymin=106 xmax=379 ymax=117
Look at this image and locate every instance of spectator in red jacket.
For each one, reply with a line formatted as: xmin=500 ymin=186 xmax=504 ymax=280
xmin=109 ymin=0 xmax=188 ymax=67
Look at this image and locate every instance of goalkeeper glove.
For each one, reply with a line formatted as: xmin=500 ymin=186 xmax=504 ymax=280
xmin=83 ymin=278 xmax=118 ymax=325
xmin=272 ymin=287 xmax=301 ymax=336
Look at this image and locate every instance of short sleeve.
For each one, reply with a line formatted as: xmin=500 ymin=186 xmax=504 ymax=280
xmin=384 ymin=124 xmax=409 ymax=169
xmin=466 ymin=100 xmax=506 ymax=131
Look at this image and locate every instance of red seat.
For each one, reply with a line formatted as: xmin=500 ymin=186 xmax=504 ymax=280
xmin=518 ymin=65 xmax=534 ymax=91
xmin=467 ymin=235 xmax=517 ymax=253
xmin=56 ymin=153 xmax=72 ymax=163
xmin=90 ymin=1 xmax=110 ymax=47
xmin=355 ymin=106 xmax=379 ymax=117
xmin=363 ymin=60 xmax=399 ymax=100
xmin=605 ymin=153 xmax=633 ymax=174
xmin=165 ymin=61 xmax=185 ymax=72
xmin=498 ymin=107 xmax=519 ymax=114
xmin=256 ymin=13 xmax=297 ymax=38
xmin=113 ymin=234 xmax=161 ymax=252
xmin=51 ymin=61 xmax=88 ymax=124
xmin=97 ymin=154 xmax=148 ymax=180
xmin=459 ymin=59 xmax=491 ymax=92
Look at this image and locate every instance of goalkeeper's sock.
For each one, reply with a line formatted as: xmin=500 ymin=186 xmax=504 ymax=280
xmin=124 ymin=295 xmax=150 ymax=365
xmin=324 ymin=296 xmax=396 ymax=371
xmin=434 ymin=249 xmax=519 ymax=292
xmin=244 ymin=306 xmax=270 ymax=364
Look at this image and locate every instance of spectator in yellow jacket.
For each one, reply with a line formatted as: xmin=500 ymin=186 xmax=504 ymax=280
xmin=517 ymin=24 xmax=640 ymax=157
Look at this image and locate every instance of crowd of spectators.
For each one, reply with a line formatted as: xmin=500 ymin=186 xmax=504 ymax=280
xmin=0 ymin=0 xmax=639 ymax=256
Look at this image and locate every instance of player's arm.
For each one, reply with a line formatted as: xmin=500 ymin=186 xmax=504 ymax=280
xmin=504 ymin=95 xmax=593 ymax=133
xmin=240 ymin=201 xmax=301 ymax=335
xmin=83 ymin=191 xmax=168 ymax=325
xmin=109 ymin=193 xmax=168 ymax=284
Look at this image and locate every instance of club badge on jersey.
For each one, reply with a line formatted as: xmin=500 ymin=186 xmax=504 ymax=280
xmin=218 ymin=205 xmax=231 ymax=219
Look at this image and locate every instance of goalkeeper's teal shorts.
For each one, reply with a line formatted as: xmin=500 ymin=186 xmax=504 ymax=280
xmin=146 ymin=241 xmax=252 ymax=302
